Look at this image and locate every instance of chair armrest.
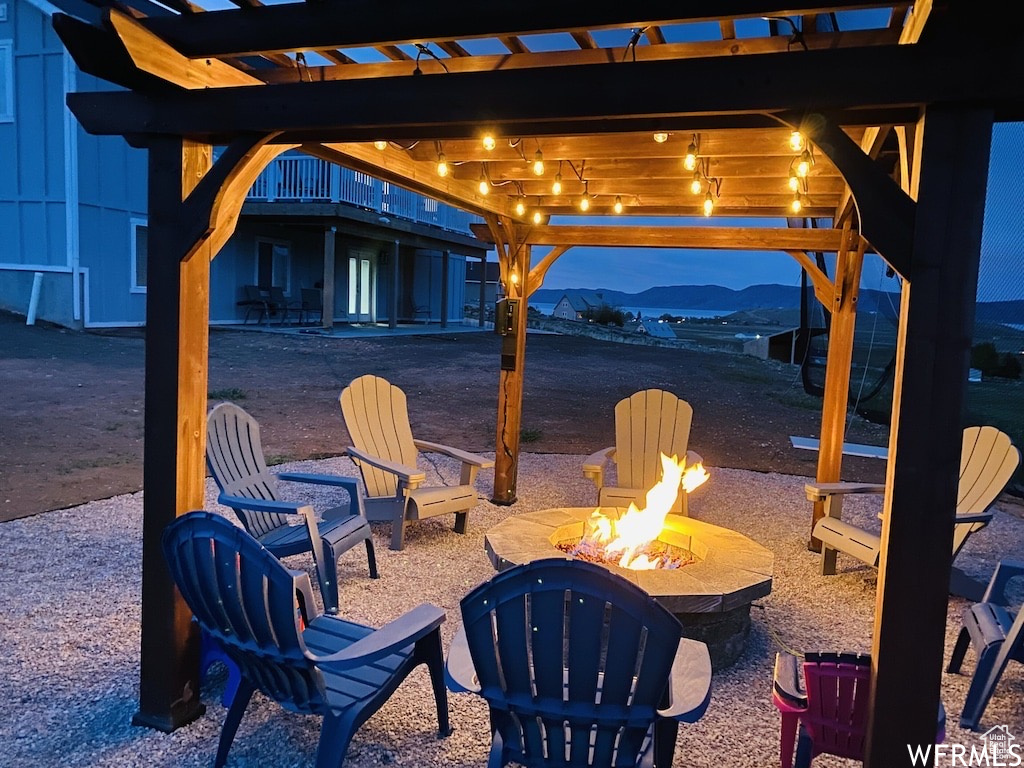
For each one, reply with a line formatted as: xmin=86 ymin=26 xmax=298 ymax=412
xmin=444 ymin=623 xmax=480 ymax=694
xmin=308 ymin=603 xmax=445 ymax=669
xmin=772 ymin=652 xmax=807 ymax=709
xmin=288 ymin=570 xmax=319 ymax=625
xmin=276 ymin=472 xmax=366 ymax=517
xmin=413 ymin=440 xmax=494 ymax=469
xmin=805 ymin=482 xmax=886 ymax=502
xmin=343 ymin=446 xmax=426 ymax=486
xmin=982 ymin=558 xmax=1024 ymax=604
xmin=956 ymin=511 xmax=995 ymax=526
xmin=658 ymin=637 xmax=712 ymax=723
xmin=582 ymin=447 xmax=615 ymax=489
xmin=217 ymin=492 xmax=305 ymax=516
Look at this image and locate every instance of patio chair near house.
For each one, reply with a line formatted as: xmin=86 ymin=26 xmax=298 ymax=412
xmin=445 ymin=557 xmax=712 ymax=768
xmin=238 ymin=284 xmax=271 ymax=325
xmin=947 ymin=558 xmax=1024 ymax=730
xmin=806 ymin=426 xmax=1020 ymax=598
xmin=300 ymin=287 xmax=323 ymax=325
xmin=772 ymin=651 xmax=945 ymax=767
xmin=268 ymin=285 xmax=302 ymax=324
xmin=583 ymin=388 xmax=703 ymax=516
xmin=163 ymin=511 xmax=451 ymax=768
xmin=339 ymin=374 xmax=494 ymax=550
xmin=206 ymin=401 xmax=378 ymax=614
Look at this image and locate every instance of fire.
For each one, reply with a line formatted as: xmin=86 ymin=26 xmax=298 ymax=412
xmin=576 ymin=453 xmax=710 ymax=570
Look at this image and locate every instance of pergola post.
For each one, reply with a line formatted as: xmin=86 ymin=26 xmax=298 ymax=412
xmin=321 ymin=225 xmax=335 ymax=330
xmin=492 ymin=238 xmax=531 ymax=504
xmin=865 ymin=106 xmax=993 ymax=766
xmin=132 ymin=137 xmax=211 ymax=731
xmin=441 ymin=248 xmax=449 ymax=329
xmin=389 ymin=239 xmax=399 ymax=329
xmin=810 ymin=226 xmax=865 ymax=552
xmin=478 ymin=256 xmax=487 ymax=328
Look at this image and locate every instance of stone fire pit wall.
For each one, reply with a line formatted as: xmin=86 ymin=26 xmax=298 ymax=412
xmin=485 ymin=507 xmax=774 ymax=670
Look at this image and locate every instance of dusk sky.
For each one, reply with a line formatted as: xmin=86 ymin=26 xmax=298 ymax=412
xmin=538 ymin=123 xmax=1024 ymax=301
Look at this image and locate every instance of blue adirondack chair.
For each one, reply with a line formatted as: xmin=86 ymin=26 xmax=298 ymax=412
xmin=163 ymin=511 xmax=452 ymax=768
xmin=445 ymin=558 xmax=712 ymax=768
xmin=207 ymin=401 xmax=378 ymax=614
xmin=948 ymin=558 xmax=1024 ymax=730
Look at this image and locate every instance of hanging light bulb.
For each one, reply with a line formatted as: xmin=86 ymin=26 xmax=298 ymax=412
xmin=789 ymin=131 xmax=805 ymax=152
xmin=796 ymin=148 xmax=812 ymax=177
xmin=788 ymin=168 xmax=800 ymax=192
xmin=703 ymin=190 xmax=714 ymax=217
xmin=552 ymin=173 xmax=562 ymax=196
xmin=532 ymin=149 xmax=545 ymax=176
xmin=532 ymin=210 xmax=543 ymax=224
xmin=653 ymin=132 xmax=669 ymax=143
xmin=478 ymin=167 xmax=489 ymax=195
xmin=482 ymin=133 xmax=496 ymax=151
xmin=613 ymin=196 xmax=623 ymax=214
xmin=791 ymin=192 xmax=803 ymax=214
xmin=373 ymin=140 xmax=387 ymax=151
xmin=436 ymin=152 xmax=448 ymax=177
xmin=683 ymin=138 xmax=698 ymax=172
xmin=514 ymin=197 xmax=526 ymax=216
xmin=509 ymin=270 xmax=519 ymax=285
xmin=579 ymin=196 xmax=590 ymax=212
xmin=690 ymin=170 xmax=703 ymax=195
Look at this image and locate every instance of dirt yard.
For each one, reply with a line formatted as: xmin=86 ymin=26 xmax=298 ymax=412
xmin=0 ymin=310 xmax=893 ymax=523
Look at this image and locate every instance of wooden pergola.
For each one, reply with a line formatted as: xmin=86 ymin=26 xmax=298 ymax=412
xmin=55 ymin=2 xmax=1023 ymax=764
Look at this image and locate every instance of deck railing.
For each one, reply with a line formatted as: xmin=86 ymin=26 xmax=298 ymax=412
xmin=247 ymin=155 xmax=479 ymax=235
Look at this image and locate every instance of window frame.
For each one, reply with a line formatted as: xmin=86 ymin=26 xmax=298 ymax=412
xmin=130 ymin=217 xmax=148 ymax=293
xmin=254 ymin=237 xmax=292 ymax=293
xmin=0 ymin=39 xmax=13 ymax=123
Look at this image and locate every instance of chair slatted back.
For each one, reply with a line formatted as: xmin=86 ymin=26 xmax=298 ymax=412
xmin=952 ymin=427 xmax=1020 ymax=556
xmin=801 ymin=652 xmax=871 ymax=761
xmin=614 ymin=390 xmax=693 ymax=492
xmin=162 ymin=512 xmax=327 ymax=714
xmin=207 ymin=402 xmax=288 ymax=538
xmin=460 ymin=559 xmax=682 ymax=767
xmin=340 ymin=375 xmax=418 ymax=499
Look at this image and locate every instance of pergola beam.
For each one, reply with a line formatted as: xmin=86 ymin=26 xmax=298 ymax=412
xmin=471 ymin=224 xmax=859 ymax=253
xmin=140 ymin=0 xmax=895 ymax=57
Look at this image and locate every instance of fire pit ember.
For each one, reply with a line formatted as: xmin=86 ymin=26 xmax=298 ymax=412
xmin=485 ymin=507 xmax=773 ymax=670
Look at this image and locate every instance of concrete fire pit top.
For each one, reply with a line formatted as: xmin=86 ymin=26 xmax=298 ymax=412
xmin=485 ymin=507 xmax=773 ymax=615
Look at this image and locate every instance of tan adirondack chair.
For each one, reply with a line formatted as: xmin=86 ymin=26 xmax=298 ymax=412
xmin=582 ymin=389 xmax=703 ymax=516
xmin=807 ymin=425 xmax=1020 ymax=598
xmin=340 ymin=374 xmax=494 ymax=550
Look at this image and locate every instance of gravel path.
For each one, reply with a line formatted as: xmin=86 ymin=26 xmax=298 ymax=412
xmin=1 ymin=454 xmax=1022 ymax=766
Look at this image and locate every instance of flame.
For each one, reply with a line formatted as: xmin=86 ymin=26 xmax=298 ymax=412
xmin=578 ymin=453 xmax=710 ymax=570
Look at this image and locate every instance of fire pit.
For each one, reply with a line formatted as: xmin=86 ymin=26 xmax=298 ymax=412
xmin=485 ymin=507 xmax=773 ymax=669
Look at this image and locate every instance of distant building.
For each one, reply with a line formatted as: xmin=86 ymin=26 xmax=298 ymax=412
xmin=636 ymin=320 xmax=677 ymax=338
xmin=551 ymin=290 xmax=609 ymax=320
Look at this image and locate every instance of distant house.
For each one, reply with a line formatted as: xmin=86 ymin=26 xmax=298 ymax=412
xmin=551 ymin=290 xmax=610 ymax=320
xmin=0 ymin=0 xmax=487 ymax=329
xmin=636 ymin=320 xmax=677 ymax=339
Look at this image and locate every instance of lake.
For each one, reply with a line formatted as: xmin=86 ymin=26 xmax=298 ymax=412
xmin=530 ymin=303 xmax=734 ymax=319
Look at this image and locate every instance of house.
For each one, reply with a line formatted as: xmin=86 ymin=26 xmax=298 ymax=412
xmin=550 ymin=290 xmax=610 ymax=320
xmin=0 ymin=0 xmax=488 ymax=329
xmin=636 ymin=319 xmax=677 ymax=339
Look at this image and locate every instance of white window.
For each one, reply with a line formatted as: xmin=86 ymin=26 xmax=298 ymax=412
xmin=130 ymin=218 xmax=148 ymax=292
xmin=0 ymin=40 xmax=13 ymax=123
xmin=255 ymin=239 xmax=290 ymax=291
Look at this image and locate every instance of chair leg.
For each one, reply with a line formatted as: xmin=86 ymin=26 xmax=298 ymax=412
xmin=454 ymin=510 xmax=469 ymax=535
xmin=778 ymin=712 xmax=799 ymax=768
xmin=365 ymin=538 xmax=379 ymax=579
xmin=215 ymin=680 xmax=255 ymax=768
xmin=391 ymin=501 xmax=410 ymax=551
xmin=316 ymin=711 xmax=359 ymax=768
xmin=821 ymin=547 xmax=838 ymax=576
xmin=793 ymin=723 xmax=814 ymax=768
xmin=947 ymin=627 xmax=972 ymax=673
xmin=415 ymin=628 xmax=453 ymax=736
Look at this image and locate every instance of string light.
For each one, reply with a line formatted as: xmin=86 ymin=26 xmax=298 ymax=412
xmin=653 ymin=132 xmax=669 ymax=143
xmin=690 ymin=169 xmax=703 ymax=195
xmin=436 ymin=152 xmax=448 ymax=177
xmin=789 ymin=131 xmax=805 ymax=152
xmin=790 ymin=192 xmax=803 ymax=214
xmin=613 ymin=196 xmax=623 ymax=214
xmin=579 ymin=196 xmax=590 ymax=212
xmin=373 ymin=141 xmax=387 ymax=151
xmin=532 ymin=210 xmax=543 ymax=224
xmin=482 ymin=133 xmax=496 ymax=151
xmin=796 ymin=148 xmax=812 ymax=177
xmin=515 ymin=197 xmax=526 ymax=216
xmin=532 ymin=149 xmax=545 ymax=176
xmin=478 ymin=166 xmax=489 ymax=195
xmin=703 ymin=191 xmax=714 ymax=217
xmin=683 ymin=134 xmax=699 ymax=172
xmin=788 ymin=168 xmax=800 ymax=192
xmin=552 ymin=172 xmax=562 ymax=196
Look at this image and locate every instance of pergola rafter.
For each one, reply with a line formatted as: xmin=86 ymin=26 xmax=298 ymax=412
xmin=52 ymin=2 xmax=1024 ymax=765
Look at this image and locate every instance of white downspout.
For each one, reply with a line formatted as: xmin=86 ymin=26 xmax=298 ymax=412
xmin=63 ymin=51 xmax=81 ymax=321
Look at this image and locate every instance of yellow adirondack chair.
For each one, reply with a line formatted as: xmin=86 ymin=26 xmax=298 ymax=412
xmin=583 ymin=389 xmax=703 ymax=516
xmin=340 ymin=374 xmax=494 ymax=550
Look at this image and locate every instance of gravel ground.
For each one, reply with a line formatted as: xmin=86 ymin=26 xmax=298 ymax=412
xmin=1 ymin=454 xmax=1022 ymax=767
